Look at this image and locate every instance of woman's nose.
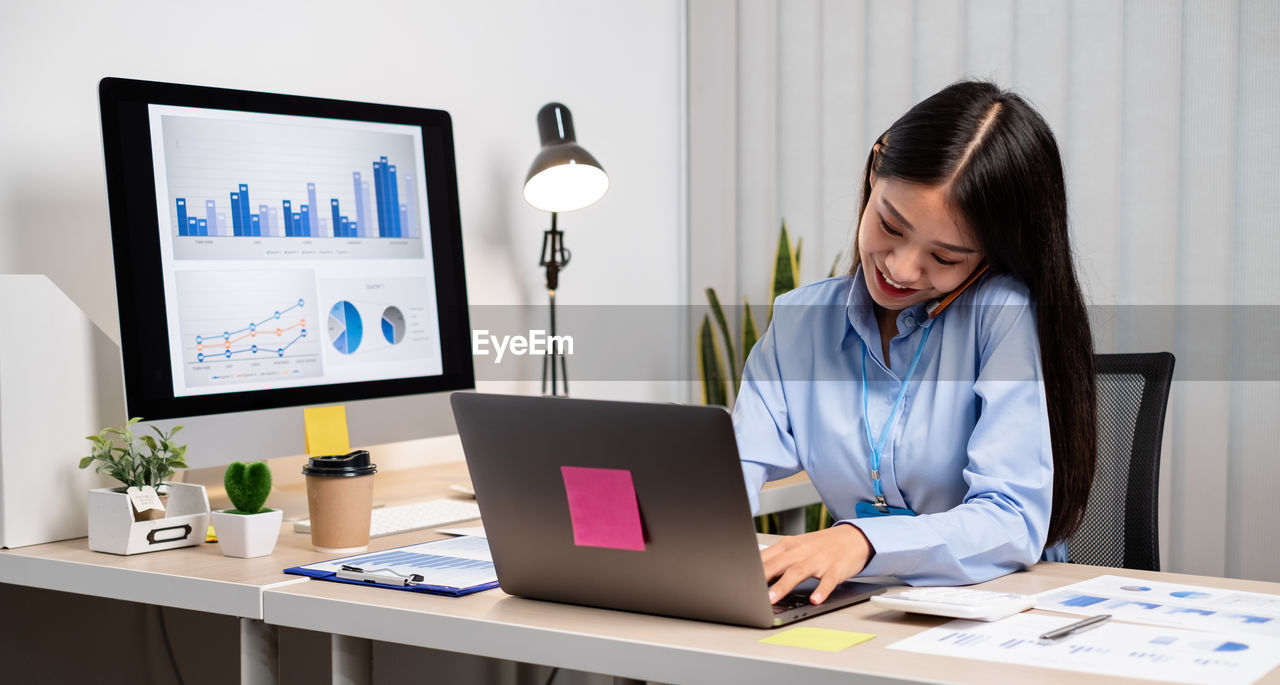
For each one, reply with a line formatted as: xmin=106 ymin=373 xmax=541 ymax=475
xmin=885 ymin=249 xmax=925 ymax=285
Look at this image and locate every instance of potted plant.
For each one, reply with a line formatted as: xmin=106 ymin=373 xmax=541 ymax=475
xmin=80 ymin=417 xmax=189 ymax=521
xmin=699 ymin=221 xmax=841 ymax=534
xmin=80 ymin=418 xmax=209 ymax=555
xmin=210 ymin=461 xmax=283 ymax=558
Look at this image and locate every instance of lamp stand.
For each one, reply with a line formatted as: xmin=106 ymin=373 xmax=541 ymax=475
xmin=539 ymin=212 xmax=571 ymax=396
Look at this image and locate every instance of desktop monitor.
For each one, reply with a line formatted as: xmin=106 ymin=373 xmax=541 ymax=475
xmin=98 ymin=77 xmax=474 ymax=468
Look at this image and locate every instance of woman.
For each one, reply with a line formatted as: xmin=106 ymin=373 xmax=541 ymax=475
xmin=733 ymin=80 xmax=1096 ymax=604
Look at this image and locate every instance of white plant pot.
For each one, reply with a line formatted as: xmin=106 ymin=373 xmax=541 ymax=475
xmin=211 ymin=509 xmax=284 ymax=558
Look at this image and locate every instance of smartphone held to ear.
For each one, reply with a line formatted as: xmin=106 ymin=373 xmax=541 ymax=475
xmin=925 ymin=262 xmax=990 ymax=319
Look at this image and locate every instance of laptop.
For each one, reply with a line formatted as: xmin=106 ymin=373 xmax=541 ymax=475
xmin=450 ymin=392 xmax=887 ymax=628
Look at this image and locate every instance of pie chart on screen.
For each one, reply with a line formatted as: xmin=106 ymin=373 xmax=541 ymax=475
xmin=382 ymin=306 xmax=406 ymax=344
xmin=328 ymin=300 xmax=363 ymax=354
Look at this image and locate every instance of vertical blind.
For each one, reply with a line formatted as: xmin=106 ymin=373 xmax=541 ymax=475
xmin=689 ymin=0 xmax=1280 ymax=581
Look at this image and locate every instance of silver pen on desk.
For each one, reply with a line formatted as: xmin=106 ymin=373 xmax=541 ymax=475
xmin=1038 ymin=613 xmax=1112 ymax=642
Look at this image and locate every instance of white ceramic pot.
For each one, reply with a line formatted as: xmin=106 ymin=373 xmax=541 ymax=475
xmin=210 ymin=508 xmax=284 ymax=558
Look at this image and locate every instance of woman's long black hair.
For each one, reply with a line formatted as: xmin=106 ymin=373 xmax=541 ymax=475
xmin=853 ymin=80 xmax=1096 ymax=546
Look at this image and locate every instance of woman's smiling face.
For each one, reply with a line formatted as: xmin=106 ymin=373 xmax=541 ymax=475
xmin=857 ymin=176 xmax=986 ymax=312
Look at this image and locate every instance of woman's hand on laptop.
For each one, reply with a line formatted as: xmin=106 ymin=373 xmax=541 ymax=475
xmin=761 ymin=523 xmax=874 ymax=605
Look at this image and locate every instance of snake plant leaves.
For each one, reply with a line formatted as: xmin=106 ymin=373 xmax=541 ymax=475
xmin=793 ymin=235 xmax=803 ymax=285
xmin=828 ymin=250 xmax=843 ymax=279
xmin=698 ymin=316 xmax=728 ymax=407
xmin=768 ymin=221 xmax=799 ymax=323
xmin=699 ymin=220 xmax=805 ymax=408
xmin=740 ymin=296 xmax=758 ymax=393
xmin=705 ymin=287 xmax=738 ymax=390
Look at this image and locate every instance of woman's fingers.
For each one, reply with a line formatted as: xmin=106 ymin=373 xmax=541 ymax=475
xmin=759 ymin=525 xmax=873 ymax=604
xmin=810 ymin=573 xmax=842 ymax=605
xmin=760 ymin=538 xmax=797 ymax=582
xmin=767 ymin=565 xmax=813 ymax=603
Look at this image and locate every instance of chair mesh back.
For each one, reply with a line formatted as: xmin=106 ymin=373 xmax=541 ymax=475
xmin=1070 ymin=374 xmax=1143 ymax=568
xmin=1068 ymin=353 xmax=1174 ymax=571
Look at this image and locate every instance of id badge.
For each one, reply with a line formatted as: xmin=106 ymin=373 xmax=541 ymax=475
xmin=855 ymin=501 xmax=917 ymax=518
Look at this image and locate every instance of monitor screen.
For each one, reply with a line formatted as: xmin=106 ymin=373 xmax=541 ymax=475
xmin=99 ymin=78 xmax=473 ymax=465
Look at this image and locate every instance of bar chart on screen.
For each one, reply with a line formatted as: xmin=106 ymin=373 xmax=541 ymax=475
xmin=154 ymin=106 xmax=430 ymax=261
xmin=171 ymin=156 xmax=418 ymax=239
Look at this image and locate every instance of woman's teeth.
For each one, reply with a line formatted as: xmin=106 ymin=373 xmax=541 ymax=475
xmin=884 ymin=271 xmax=911 ymax=290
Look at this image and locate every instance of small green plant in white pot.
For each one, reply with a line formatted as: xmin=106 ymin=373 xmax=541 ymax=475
xmin=211 ymin=461 xmax=283 ymax=558
xmin=80 ymin=417 xmax=189 ymax=521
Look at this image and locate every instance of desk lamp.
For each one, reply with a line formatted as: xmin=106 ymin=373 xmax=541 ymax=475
xmin=522 ymin=102 xmax=609 ymax=396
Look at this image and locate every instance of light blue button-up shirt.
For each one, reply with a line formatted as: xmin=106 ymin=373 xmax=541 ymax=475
xmin=733 ymin=268 xmax=1055 ymax=585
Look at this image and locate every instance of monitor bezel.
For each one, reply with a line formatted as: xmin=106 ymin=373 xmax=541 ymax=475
xmin=99 ymin=77 xmax=474 ymax=421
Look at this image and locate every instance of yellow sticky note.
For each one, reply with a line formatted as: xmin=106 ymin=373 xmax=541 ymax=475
xmin=759 ymin=627 xmax=875 ymax=652
xmin=304 ymin=405 xmax=350 ymax=457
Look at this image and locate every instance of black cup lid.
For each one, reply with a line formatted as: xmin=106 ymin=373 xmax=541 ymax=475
xmin=302 ymin=450 xmax=377 ymax=477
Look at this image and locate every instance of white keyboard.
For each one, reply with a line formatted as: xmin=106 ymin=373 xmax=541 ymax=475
xmin=293 ymin=498 xmax=482 ymax=538
xmin=869 ymin=587 xmax=1036 ymax=621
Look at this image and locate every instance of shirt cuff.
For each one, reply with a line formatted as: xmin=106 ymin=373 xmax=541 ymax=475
xmin=843 ymin=515 xmax=938 ymax=579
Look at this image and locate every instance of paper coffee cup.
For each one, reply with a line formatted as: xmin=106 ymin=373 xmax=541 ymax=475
xmin=302 ymin=450 xmax=377 ymax=553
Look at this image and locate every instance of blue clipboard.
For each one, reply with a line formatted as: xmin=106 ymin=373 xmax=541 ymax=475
xmin=284 ymin=536 xmax=500 ymax=597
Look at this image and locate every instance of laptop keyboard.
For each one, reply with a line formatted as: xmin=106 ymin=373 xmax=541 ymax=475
xmin=771 ymin=593 xmax=813 ymax=614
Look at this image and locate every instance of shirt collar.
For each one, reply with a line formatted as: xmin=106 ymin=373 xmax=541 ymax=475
xmin=840 ymin=266 xmax=934 ymax=352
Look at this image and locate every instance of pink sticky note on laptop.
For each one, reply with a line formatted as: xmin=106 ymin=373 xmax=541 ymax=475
xmin=560 ymin=466 xmax=646 ymax=551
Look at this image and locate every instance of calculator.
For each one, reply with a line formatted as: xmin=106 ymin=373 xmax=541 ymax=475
xmin=869 ymin=587 xmax=1036 ymax=621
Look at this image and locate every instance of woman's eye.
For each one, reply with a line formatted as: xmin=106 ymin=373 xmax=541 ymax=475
xmin=880 ymin=219 xmax=903 ymax=237
xmin=933 ymin=255 xmax=959 ymax=266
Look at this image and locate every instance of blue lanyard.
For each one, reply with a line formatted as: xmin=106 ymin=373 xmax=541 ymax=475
xmin=860 ymin=324 xmax=932 ymax=512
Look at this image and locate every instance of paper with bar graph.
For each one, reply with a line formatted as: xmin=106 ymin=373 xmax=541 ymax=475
xmin=1033 ymin=575 xmax=1280 ymax=637
xmin=888 ymin=612 xmax=1280 ymax=684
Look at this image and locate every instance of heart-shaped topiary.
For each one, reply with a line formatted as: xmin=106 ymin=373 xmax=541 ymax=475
xmin=224 ymin=461 xmax=272 ymax=514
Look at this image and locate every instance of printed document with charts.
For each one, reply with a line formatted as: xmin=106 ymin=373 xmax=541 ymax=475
xmin=888 ymin=576 xmax=1280 ymax=685
xmin=1033 ymin=574 xmax=1280 ymax=636
xmin=285 ymin=536 xmax=498 ymax=596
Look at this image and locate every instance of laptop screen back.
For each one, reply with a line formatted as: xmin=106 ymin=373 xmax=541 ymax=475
xmin=451 ymin=392 xmax=777 ymax=627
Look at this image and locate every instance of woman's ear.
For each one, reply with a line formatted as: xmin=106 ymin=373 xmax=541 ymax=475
xmin=869 ymin=143 xmax=883 ymax=186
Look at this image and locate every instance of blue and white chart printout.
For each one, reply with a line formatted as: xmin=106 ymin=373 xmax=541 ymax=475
xmin=299 ymin=536 xmax=496 ymax=591
xmin=888 ymin=612 xmax=1280 ymax=685
xmin=1034 ymin=575 xmax=1280 ymax=637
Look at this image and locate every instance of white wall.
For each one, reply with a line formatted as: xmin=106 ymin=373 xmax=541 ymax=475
xmin=0 ymin=4 xmax=686 ymax=683
xmin=0 ymin=0 xmax=687 ymax=405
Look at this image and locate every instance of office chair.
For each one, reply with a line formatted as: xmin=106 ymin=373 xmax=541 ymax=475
xmin=1067 ymin=352 xmax=1176 ymax=571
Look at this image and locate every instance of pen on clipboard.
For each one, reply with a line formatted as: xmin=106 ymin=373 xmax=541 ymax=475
xmin=336 ymin=564 xmax=426 ymax=587
xmin=1038 ymin=614 xmax=1111 ymax=642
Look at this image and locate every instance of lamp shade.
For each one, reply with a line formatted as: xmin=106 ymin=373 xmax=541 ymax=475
xmin=522 ymin=103 xmax=609 ymax=213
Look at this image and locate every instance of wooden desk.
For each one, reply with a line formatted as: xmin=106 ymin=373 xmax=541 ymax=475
xmin=263 ymin=559 xmax=1280 ymax=685
xmin=0 ymin=461 xmax=492 ymax=610
xmin=255 ymin=460 xmax=1280 ymax=684
xmin=0 ymin=457 xmax=821 ymax=684
xmin=0 ymin=518 xmax=303 ymax=683
xmin=0 ymin=460 xmax=483 ymax=684
xmin=17 ymin=457 xmax=1274 ymax=685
